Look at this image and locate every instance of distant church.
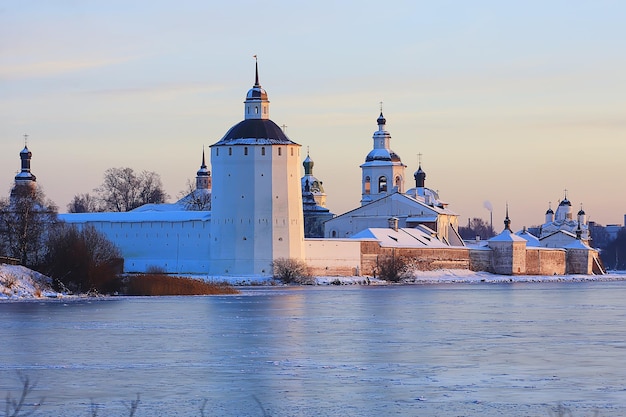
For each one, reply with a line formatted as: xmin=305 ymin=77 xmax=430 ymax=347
xmin=538 ymin=192 xmax=590 ymax=245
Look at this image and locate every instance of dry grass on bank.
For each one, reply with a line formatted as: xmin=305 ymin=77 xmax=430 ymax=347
xmin=125 ymin=274 xmax=239 ymax=296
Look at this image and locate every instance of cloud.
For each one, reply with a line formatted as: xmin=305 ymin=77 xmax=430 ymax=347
xmin=0 ymin=57 xmax=132 ymax=80
xmin=82 ymin=83 xmax=226 ymax=100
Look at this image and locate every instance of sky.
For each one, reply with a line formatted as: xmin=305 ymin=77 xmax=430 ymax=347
xmin=1 ymin=0 xmax=625 ymax=229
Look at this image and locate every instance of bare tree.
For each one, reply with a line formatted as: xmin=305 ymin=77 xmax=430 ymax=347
xmin=271 ymin=257 xmax=313 ymax=284
xmin=95 ymin=167 xmax=168 ymax=212
xmin=375 ymin=253 xmax=410 ymax=282
xmin=0 ymin=185 xmax=58 ymax=266
xmin=458 ymin=217 xmax=496 ymax=240
xmin=177 ymin=179 xmax=211 ymax=211
xmin=44 ymin=223 xmax=122 ymax=293
xmin=67 ymin=193 xmax=102 ymax=213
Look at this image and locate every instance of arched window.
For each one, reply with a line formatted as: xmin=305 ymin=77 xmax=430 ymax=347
xmin=331 ymin=230 xmax=337 ymax=238
xmin=255 ymin=106 xmax=259 ymax=114
xmin=379 ymin=176 xmax=387 ymax=193
xmin=261 ymin=147 xmax=265 ymax=156
xmin=395 ymin=175 xmax=402 ymax=191
xmin=364 ymin=176 xmax=371 ymax=194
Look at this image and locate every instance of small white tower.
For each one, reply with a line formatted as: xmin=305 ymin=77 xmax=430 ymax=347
xmin=360 ymin=109 xmax=406 ymax=205
xmin=209 ymin=59 xmax=304 ymax=276
xmin=196 ymin=147 xmax=211 ymax=191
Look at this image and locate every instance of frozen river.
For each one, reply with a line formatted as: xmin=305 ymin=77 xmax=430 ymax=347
xmin=1 ymin=281 xmax=626 ymax=416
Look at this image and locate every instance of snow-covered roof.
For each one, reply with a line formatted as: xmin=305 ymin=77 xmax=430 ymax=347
xmin=131 ymin=203 xmax=185 ymax=212
xmin=565 ymin=240 xmax=592 ymax=250
xmin=539 ymin=229 xmax=577 ymax=241
xmin=60 ymin=210 xmax=211 ymax=223
xmin=515 ymin=229 xmax=540 ymax=247
xmin=350 ymin=227 xmax=450 ymax=248
xmin=489 ymin=229 xmax=527 ymax=242
xmin=212 ymin=119 xmax=296 ymax=146
xmin=332 ymin=192 xmax=457 ymax=222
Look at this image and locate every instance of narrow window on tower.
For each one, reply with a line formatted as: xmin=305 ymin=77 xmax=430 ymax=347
xmin=278 ymin=147 xmax=282 ymax=156
xmin=244 ymin=147 xmax=248 ymax=156
xmin=395 ymin=176 xmax=401 ymax=191
xmin=228 ymin=147 xmax=232 ymax=156
xmin=364 ymin=176 xmax=371 ymax=194
xmin=261 ymin=147 xmax=265 ymax=156
xmin=216 ymin=148 xmax=219 ymax=156
xmin=255 ymin=106 xmax=259 ymax=114
xmin=291 ymin=148 xmax=294 ymax=156
xmin=379 ymin=176 xmax=387 ymax=193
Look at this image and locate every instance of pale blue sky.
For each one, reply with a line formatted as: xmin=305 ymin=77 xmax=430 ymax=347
xmin=1 ymin=0 xmax=625 ymax=228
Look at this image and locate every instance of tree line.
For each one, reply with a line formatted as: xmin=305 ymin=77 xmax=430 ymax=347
xmin=0 ymin=166 xmax=194 ymax=293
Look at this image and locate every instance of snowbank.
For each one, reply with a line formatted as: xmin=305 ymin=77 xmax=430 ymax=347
xmin=3 ymin=264 xmax=626 ymax=300
xmin=0 ymin=264 xmax=60 ymax=299
xmin=199 ymin=270 xmax=626 ymax=286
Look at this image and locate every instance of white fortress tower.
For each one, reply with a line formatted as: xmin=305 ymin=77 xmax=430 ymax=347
xmin=209 ymin=61 xmax=304 ymax=276
xmin=360 ymin=111 xmax=406 ymax=205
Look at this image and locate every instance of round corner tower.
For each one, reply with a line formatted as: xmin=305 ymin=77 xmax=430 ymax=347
xmin=209 ymin=61 xmax=304 ymax=276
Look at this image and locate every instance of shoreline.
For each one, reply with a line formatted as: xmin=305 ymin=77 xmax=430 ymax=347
xmin=3 ymin=262 xmax=626 ymax=301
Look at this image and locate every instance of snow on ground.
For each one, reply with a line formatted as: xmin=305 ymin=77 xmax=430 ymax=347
xmin=0 ymin=264 xmax=60 ymax=299
xmin=3 ymin=263 xmax=626 ymax=300
xmin=198 ymin=270 xmax=626 ymax=286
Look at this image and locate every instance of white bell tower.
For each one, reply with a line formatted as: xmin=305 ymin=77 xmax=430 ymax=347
xmin=360 ymin=109 xmax=406 ymax=205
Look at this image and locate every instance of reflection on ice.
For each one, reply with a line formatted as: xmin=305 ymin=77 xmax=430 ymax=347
xmin=1 ymin=281 xmax=626 ymax=416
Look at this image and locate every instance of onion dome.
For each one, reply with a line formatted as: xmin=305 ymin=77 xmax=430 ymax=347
xmin=545 ymin=207 xmax=554 ymax=215
xmin=578 ymin=208 xmax=585 ymax=216
xmin=303 ymin=154 xmax=314 ymax=175
xmin=559 ymin=199 xmax=571 ymax=207
xmin=15 ymin=145 xmax=36 ymax=182
xmin=414 ymin=165 xmax=426 ymax=188
xmin=377 ymin=112 xmax=386 ymax=126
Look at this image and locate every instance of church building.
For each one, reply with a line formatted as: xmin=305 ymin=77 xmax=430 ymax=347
xmin=324 ymin=111 xmax=463 ymax=246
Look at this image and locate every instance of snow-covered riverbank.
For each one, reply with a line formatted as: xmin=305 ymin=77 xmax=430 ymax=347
xmin=0 ymin=264 xmax=60 ymax=299
xmin=3 ymin=263 xmax=626 ymax=300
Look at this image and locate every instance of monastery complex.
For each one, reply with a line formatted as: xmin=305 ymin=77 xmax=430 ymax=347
xmin=13 ymin=63 xmax=604 ymax=277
